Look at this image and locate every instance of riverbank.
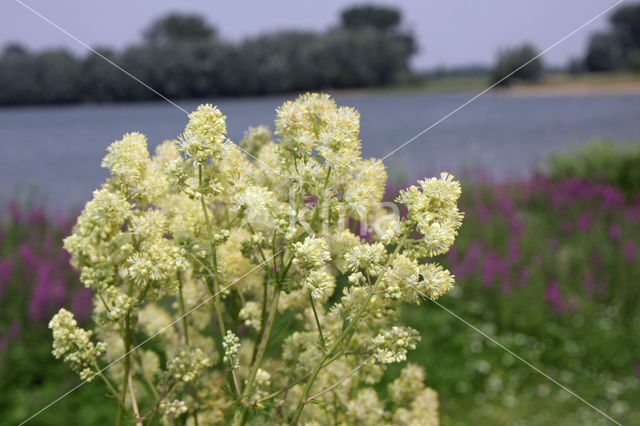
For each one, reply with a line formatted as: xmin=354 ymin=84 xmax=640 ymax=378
xmin=503 ymin=72 xmax=640 ymax=96
xmin=401 ymin=71 xmax=640 ymax=96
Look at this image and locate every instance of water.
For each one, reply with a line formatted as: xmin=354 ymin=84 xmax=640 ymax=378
xmin=1 ymin=90 xmax=639 ymax=211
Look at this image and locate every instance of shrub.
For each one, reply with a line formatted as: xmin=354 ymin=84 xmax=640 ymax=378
xmin=548 ymin=140 xmax=640 ymax=198
xmin=490 ymin=43 xmax=543 ymax=87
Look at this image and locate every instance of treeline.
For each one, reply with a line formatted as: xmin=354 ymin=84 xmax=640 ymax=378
xmin=489 ymin=2 xmax=640 ymax=86
xmin=0 ymin=5 xmax=416 ymax=105
xmin=579 ymin=3 xmax=640 ymax=72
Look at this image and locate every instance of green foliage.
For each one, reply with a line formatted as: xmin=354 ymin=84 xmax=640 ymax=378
xmin=584 ymin=32 xmax=625 ymax=72
xmin=340 ymin=4 xmax=402 ymax=32
xmin=610 ymin=3 xmax=640 ymax=56
xmin=490 ymin=43 xmax=543 ymax=86
xmin=143 ymin=13 xmax=217 ymax=45
xmin=0 ymin=9 xmax=416 ymax=106
xmin=583 ymin=2 xmax=640 ymax=72
xmin=548 ymin=140 xmax=640 ymax=198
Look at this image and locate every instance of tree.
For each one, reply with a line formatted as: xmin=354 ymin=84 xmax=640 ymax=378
xmin=80 ymin=48 xmax=129 ymax=102
xmin=610 ymin=4 xmax=640 ymax=56
xmin=340 ymin=4 xmax=402 ymax=32
xmin=34 ymin=50 xmax=83 ymax=103
xmin=339 ymin=4 xmax=417 ymax=62
xmin=143 ymin=13 xmax=216 ymax=45
xmin=584 ymin=32 xmax=624 ymax=72
xmin=490 ymin=43 xmax=543 ymax=86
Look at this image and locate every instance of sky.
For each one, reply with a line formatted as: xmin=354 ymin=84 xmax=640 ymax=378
xmin=1 ymin=0 xmax=622 ymax=70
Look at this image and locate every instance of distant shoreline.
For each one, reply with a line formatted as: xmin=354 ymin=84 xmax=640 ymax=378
xmin=499 ymin=73 xmax=640 ymax=97
xmin=1 ymin=72 xmax=639 ymax=110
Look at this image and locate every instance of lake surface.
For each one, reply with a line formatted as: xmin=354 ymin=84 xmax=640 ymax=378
xmin=1 ymin=90 xmax=639 ymax=212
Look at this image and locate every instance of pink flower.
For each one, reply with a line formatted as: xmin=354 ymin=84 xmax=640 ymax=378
xmin=623 ymin=241 xmax=637 ymax=263
xmin=482 ymin=252 xmax=507 ymax=288
xmin=18 ymin=243 xmax=39 ymax=273
xmin=583 ymin=273 xmax=596 ymax=296
xmin=507 ymin=236 xmax=520 ymax=263
xmin=518 ymin=267 xmax=530 ymax=287
xmin=576 ymin=213 xmax=592 ymax=232
xmin=546 ymin=281 xmax=565 ymax=313
xmin=0 ymin=260 xmax=13 ymax=300
xmin=608 ymin=224 xmax=621 ymax=242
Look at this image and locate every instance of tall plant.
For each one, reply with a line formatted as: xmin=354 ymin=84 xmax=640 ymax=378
xmin=49 ymin=93 xmax=462 ymax=424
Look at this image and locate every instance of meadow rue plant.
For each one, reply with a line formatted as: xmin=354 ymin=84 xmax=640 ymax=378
xmin=50 ymin=93 xmax=462 ymax=425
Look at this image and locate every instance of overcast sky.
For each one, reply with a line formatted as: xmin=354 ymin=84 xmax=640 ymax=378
xmin=1 ymin=0 xmax=621 ymax=70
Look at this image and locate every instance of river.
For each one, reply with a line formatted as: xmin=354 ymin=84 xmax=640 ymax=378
xmin=1 ymin=90 xmax=639 ymax=211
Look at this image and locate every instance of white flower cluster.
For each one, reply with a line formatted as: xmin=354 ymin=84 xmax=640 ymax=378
xmin=397 ymin=172 xmax=464 ymax=257
xmin=304 ymin=269 xmax=335 ymax=301
xmin=101 ymin=286 xmax=133 ymax=322
xmin=370 ymin=326 xmax=421 ymax=364
xmin=180 ymin=104 xmax=227 ymax=165
xmin=160 ymin=399 xmax=188 ymax=418
xmin=362 ymin=364 xmax=439 ymax=425
xmin=49 ymin=309 xmax=106 ymax=381
xmin=51 ymin=93 xmax=460 ymax=425
xmin=167 ymin=348 xmax=211 ymax=383
xmin=222 ymin=330 xmax=240 ymax=369
xmin=293 ymin=236 xmax=331 ymax=268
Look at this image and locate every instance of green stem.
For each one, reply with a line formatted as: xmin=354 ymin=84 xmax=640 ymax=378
xmin=178 ymin=272 xmax=190 ymax=345
xmin=309 ymin=167 xmax=331 ymax=231
xmin=97 ymin=370 xmax=126 ymax=411
xmin=198 ymin=165 xmax=242 ymax=397
xmin=116 ymin=311 xmax=132 ymax=426
xmin=257 ymin=350 xmax=345 ymax=404
xmin=289 ymin=233 xmax=408 ymax=424
xmin=231 ymin=286 xmax=281 ymax=426
xmin=178 ymin=273 xmax=200 ymax=426
xmin=309 ymin=292 xmax=325 ymax=349
xmin=250 ymin=281 xmax=269 ymax=366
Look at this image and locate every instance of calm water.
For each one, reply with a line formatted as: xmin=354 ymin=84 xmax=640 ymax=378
xmin=1 ymin=90 xmax=639 ymax=211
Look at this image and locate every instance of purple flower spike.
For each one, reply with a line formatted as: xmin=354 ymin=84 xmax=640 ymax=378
xmin=623 ymin=241 xmax=637 ymax=263
xmin=71 ymin=287 xmax=94 ymax=321
xmin=608 ymin=224 xmax=621 ymax=242
xmin=545 ymin=281 xmax=565 ymax=313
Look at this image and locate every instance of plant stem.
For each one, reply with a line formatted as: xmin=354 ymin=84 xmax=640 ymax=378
xmin=289 ymin=233 xmax=408 ymax=424
xmin=309 ymin=292 xmax=325 ymax=349
xmin=306 ymin=356 xmax=370 ymax=402
xmin=96 ymin=370 xmax=126 ymax=410
xmin=178 ymin=272 xmax=200 ymax=426
xmin=231 ymin=286 xmax=281 ymax=426
xmin=116 ymin=311 xmax=132 ymax=426
xmin=309 ymin=167 xmax=331 ymax=231
xmin=250 ymin=281 xmax=269 ymax=366
xmin=198 ymin=165 xmax=242 ymax=397
xmin=256 ymin=350 xmax=344 ymax=404
xmin=128 ymin=369 xmax=143 ymax=425
xmin=178 ymin=272 xmax=190 ymax=345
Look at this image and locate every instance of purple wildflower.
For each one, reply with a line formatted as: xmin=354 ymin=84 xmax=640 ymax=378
xmin=71 ymin=287 xmax=93 ymax=321
xmin=576 ymin=213 xmax=592 ymax=232
xmin=608 ymin=224 xmax=621 ymax=242
xmin=0 ymin=260 xmax=13 ymax=300
xmin=18 ymin=243 xmax=39 ymax=274
xmin=545 ymin=281 xmax=565 ymax=313
xmin=583 ymin=273 xmax=596 ymax=296
xmin=623 ymin=241 xmax=637 ymax=263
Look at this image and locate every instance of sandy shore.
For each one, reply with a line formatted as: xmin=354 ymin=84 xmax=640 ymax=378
xmin=496 ymin=73 xmax=640 ymax=96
